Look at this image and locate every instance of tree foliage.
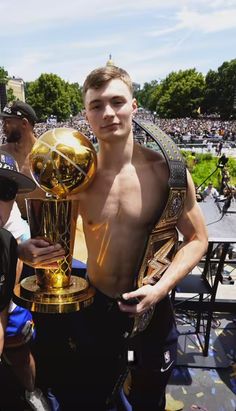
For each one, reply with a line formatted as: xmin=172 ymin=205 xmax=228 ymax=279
xmin=2 ymin=58 xmax=236 ymax=120
xmin=7 ymin=87 xmax=16 ymax=102
xmin=154 ymin=69 xmax=205 ymax=118
xmin=202 ymin=69 xmax=219 ymax=115
xmin=134 ymin=80 xmax=159 ymax=111
xmin=25 ymin=73 xmax=83 ymax=121
xmin=0 ymin=66 xmax=8 ymax=84
xmin=216 ymin=59 xmax=236 ymax=119
xmin=135 ymin=59 xmax=236 ymax=119
xmin=0 ymin=67 xmax=8 ymax=109
xmin=203 ymin=59 xmax=236 ymax=119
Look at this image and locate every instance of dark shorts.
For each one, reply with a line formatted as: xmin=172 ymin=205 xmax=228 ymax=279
xmin=33 ymin=288 xmax=177 ymax=411
xmin=121 ymin=296 xmax=178 ymax=411
xmin=121 ymin=340 xmax=177 ymax=411
xmin=33 ymin=289 xmax=131 ymax=411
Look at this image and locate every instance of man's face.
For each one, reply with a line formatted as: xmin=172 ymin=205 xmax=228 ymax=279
xmin=84 ymin=79 xmax=137 ymax=142
xmin=2 ymin=118 xmax=23 ymax=143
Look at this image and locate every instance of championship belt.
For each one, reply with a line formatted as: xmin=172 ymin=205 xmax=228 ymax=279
xmin=130 ymin=119 xmax=187 ymax=337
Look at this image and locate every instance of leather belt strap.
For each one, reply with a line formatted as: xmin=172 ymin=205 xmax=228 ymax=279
xmin=130 ymin=119 xmax=187 ymax=336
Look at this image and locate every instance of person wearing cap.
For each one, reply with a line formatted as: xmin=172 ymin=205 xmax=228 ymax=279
xmin=0 ymin=150 xmax=64 ymax=411
xmin=0 ymin=101 xmax=38 ymax=168
xmin=0 ymin=100 xmax=46 ymax=220
xmin=0 ymin=101 xmax=47 ymax=274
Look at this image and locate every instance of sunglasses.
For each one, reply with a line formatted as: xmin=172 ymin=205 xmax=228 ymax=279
xmin=0 ymin=177 xmax=18 ymax=201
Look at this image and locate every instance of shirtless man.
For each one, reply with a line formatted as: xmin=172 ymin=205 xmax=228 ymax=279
xmin=20 ymin=66 xmax=208 ymax=411
xmin=0 ymin=100 xmax=45 ymax=219
xmin=46 ymin=66 xmax=207 ymax=410
xmin=77 ymin=66 xmax=207 ymax=303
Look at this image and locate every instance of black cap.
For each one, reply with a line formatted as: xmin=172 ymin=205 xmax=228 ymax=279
xmin=0 ymin=150 xmax=36 ymax=193
xmin=0 ymin=101 xmax=38 ymax=126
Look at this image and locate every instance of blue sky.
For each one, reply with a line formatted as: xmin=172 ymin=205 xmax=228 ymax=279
xmin=1 ymin=0 xmax=236 ymax=87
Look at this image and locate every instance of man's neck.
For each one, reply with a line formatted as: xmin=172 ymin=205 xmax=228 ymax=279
xmin=13 ymin=131 xmax=37 ymax=153
xmin=98 ymin=133 xmax=134 ymax=171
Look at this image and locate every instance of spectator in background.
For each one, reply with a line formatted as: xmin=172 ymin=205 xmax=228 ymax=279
xmin=202 ymin=182 xmax=219 ymax=199
xmin=0 ymin=100 xmax=46 ymax=220
xmin=216 ymin=141 xmax=223 ymax=156
xmin=0 ymin=150 xmax=59 ymax=411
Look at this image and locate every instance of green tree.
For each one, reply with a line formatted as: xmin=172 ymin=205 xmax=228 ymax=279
xmin=6 ymin=87 xmax=16 ymax=102
xmin=0 ymin=66 xmax=8 ymax=110
xmin=26 ymin=73 xmax=83 ymax=121
xmin=135 ymin=80 xmax=159 ymax=111
xmin=24 ymin=81 xmax=31 ymax=100
xmin=202 ymin=69 xmax=219 ymax=115
xmin=0 ymin=66 xmax=8 ymax=84
xmin=203 ymin=59 xmax=236 ymax=119
xmin=66 ymin=82 xmax=83 ymax=116
xmin=217 ymin=59 xmax=236 ymax=119
xmin=154 ymin=69 xmax=205 ymax=118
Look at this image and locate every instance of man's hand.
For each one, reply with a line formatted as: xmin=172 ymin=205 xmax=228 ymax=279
xmin=117 ymin=284 xmax=163 ymax=317
xmin=17 ymin=238 xmax=65 ymax=269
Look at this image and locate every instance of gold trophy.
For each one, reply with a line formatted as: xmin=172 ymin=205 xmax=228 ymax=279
xmin=14 ymin=127 xmax=97 ymax=313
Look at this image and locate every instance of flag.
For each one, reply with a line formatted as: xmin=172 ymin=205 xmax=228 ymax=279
xmin=197 ymin=106 xmax=201 ymax=114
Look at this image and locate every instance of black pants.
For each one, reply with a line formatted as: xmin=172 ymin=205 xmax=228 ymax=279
xmin=123 ymin=341 xmax=177 ymax=411
xmin=33 ymin=292 xmax=177 ymax=411
xmin=32 ymin=290 xmax=131 ymax=411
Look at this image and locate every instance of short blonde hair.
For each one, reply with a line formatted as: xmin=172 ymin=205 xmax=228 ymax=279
xmin=83 ymin=66 xmax=133 ymax=100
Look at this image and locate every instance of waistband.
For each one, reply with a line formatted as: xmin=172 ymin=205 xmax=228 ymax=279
xmin=86 ymin=274 xmax=121 ymax=309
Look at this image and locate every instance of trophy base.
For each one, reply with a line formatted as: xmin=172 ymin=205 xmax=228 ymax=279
xmin=13 ymin=275 xmax=95 ymax=314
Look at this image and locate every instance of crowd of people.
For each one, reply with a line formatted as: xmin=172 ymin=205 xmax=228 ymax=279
xmin=1 ymin=110 xmax=236 ymax=148
xmin=137 ymin=111 xmax=236 ymax=143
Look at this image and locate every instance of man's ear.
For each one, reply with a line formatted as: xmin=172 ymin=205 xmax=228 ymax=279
xmin=21 ymin=118 xmax=29 ymax=128
xmin=132 ymin=98 xmax=138 ymax=114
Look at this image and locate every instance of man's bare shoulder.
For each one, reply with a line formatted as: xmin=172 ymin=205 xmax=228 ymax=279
xmin=135 ymin=143 xmax=164 ymax=160
xmin=134 ymin=143 xmax=168 ymax=174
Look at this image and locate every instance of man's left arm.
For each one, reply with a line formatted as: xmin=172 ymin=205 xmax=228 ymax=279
xmin=120 ymin=171 xmax=208 ymax=313
xmin=157 ymin=170 xmax=208 ymax=296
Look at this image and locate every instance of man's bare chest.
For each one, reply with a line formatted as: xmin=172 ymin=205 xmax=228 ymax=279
xmin=80 ymin=172 xmax=167 ymax=228
xmin=1 ymin=145 xmax=27 ymax=171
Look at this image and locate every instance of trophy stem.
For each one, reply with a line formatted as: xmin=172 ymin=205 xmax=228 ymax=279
xmin=14 ymin=198 xmax=95 ymax=313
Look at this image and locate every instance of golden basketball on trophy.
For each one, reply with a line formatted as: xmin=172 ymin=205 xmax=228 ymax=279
xmin=30 ymin=127 xmax=97 ymax=198
xmin=14 ymin=128 xmax=97 ymax=314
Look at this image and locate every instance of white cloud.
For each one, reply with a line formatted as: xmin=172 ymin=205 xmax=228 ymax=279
xmin=1 ymin=0 xmax=235 ymax=85
xmin=0 ymin=0 xmax=168 ymax=33
xmin=148 ymin=7 xmax=236 ymax=37
xmin=178 ymin=8 xmax=236 ymax=33
xmin=2 ymin=0 xmax=231 ymax=34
